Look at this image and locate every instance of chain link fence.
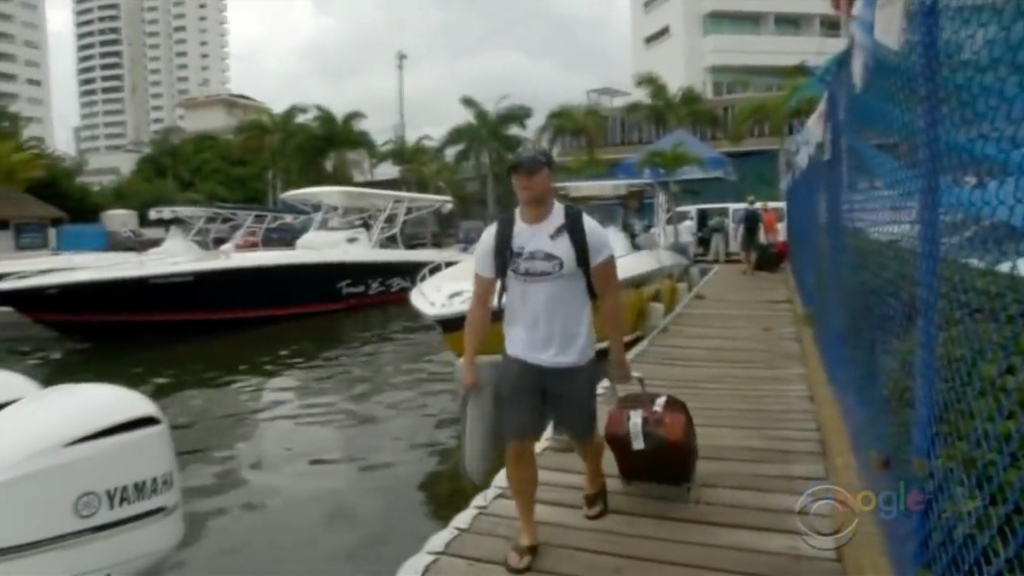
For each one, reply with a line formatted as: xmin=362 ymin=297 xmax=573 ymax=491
xmin=787 ymin=1 xmax=1023 ymax=574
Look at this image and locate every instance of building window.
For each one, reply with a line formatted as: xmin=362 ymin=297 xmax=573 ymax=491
xmin=642 ymin=0 xmax=668 ymax=13
xmin=820 ymin=17 xmax=842 ymax=37
xmin=643 ymin=25 xmax=670 ymax=48
xmin=703 ymin=14 xmax=762 ymax=36
xmin=774 ymin=16 xmax=803 ymax=36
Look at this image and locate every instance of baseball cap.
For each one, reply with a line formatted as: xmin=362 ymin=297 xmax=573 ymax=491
xmin=746 ymin=195 xmax=756 ymax=205
xmin=508 ymin=146 xmax=555 ymax=174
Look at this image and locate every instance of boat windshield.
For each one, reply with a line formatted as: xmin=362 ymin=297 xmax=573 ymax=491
xmin=312 ymin=209 xmax=374 ymax=232
xmin=580 ymin=203 xmax=625 ymax=229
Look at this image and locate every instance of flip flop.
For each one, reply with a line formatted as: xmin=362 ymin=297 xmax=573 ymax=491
xmin=583 ymin=484 xmax=609 ymax=520
xmin=504 ymin=541 xmax=539 ymax=574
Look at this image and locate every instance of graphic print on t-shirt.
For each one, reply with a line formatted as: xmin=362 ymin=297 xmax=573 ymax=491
xmin=508 ymin=248 xmax=565 ymax=281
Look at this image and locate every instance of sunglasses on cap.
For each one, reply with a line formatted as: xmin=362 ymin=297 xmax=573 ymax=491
xmin=508 ymin=153 xmax=554 ymax=175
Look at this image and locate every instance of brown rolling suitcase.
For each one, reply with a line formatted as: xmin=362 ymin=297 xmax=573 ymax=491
xmin=604 ymin=375 xmax=698 ymax=487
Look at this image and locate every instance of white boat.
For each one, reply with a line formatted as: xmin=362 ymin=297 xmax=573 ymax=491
xmin=409 ymin=181 xmax=691 ymax=482
xmin=0 ymin=370 xmax=184 ymax=575
xmin=0 ymin=202 xmax=316 ymax=283
xmin=0 ymin=186 xmax=468 ymax=340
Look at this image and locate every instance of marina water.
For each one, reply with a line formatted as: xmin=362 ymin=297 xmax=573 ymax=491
xmin=0 ymin=308 xmax=481 ymax=575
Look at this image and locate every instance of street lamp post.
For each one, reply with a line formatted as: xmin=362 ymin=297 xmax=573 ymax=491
xmin=396 ymin=50 xmax=408 ymax=142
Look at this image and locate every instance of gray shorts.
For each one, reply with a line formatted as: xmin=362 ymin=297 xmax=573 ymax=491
xmin=740 ymin=232 xmax=758 ymax=254
xmin=496 ymin=355 xmax=601 ymax=445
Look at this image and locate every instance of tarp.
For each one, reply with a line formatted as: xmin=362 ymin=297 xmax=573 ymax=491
xmin=609 ymin=129 xmax=736 ymax=182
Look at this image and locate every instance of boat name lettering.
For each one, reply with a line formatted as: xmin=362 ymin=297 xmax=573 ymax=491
xmin=338 ymin=277 xmax=412 ymax=296
xmin=149 ymin=276 xmax=194 ymax=284
xmin=104 ymin=470 xmax=174 ymax=510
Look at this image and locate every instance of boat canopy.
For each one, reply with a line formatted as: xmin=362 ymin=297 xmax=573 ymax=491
xmin=279 ymin=186 xmax=453 ymax=211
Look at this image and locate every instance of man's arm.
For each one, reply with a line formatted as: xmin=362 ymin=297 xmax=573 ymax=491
xmin=584 ymin=218 xmax=628 ymax=373
xmin=463 ymin=226 xmax=498 ymax=362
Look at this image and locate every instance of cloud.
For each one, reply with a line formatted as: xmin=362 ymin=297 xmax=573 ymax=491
xmin=46 ymin=0 xmax=633 ymax=153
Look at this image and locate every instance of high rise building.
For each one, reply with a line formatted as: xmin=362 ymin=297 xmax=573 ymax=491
xmin=73 ymin=0 xmax=229 ymax=185
xmin=0 ymin=0 xmax=54 ymax=148
xmin=630 ymin=0 xmax=846 ymax=97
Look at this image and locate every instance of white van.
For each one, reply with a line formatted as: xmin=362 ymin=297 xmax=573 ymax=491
xmin=667 ymin=201 xmax=787 ymax=259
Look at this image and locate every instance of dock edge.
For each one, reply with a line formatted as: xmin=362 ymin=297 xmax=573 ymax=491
xmin=395 ymin=266 xmax=721 ymax=576
xmin=784 ymin=269 xmax=894 ymax=576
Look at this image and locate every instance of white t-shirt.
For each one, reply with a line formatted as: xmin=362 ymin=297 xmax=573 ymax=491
xmin=474 ymin=202 xmax=614 ymax=368
xmin=676 ymin=219 xmax=696 ymax=243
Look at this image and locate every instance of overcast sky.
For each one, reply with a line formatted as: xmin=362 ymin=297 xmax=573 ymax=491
xmin=45 ymin=0 xmax=634 ymax=153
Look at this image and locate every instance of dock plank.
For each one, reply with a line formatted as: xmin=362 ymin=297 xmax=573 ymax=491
xmin=401 ymin=266 xmax=851 ymax=576
xmin=469 ymin=516 xmax=844 ymax=576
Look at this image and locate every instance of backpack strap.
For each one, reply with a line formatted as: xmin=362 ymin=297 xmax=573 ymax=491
xmin=564 ymin=205 xmax=598 ymax=301
xmin=493 ymin=212 xmax=516 ymax=310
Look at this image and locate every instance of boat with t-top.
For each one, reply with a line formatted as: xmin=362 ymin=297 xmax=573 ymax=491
xmin=0 ymin=186 xmax=466 ymax=339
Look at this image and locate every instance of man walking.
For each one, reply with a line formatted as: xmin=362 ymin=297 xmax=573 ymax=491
xmin=675 ymin=212 xmax=697 ymax=261
xmin=737 ymin=196 xmax=763 ymax=274
xmin=461 ymin=147 xmax=631 ymax=573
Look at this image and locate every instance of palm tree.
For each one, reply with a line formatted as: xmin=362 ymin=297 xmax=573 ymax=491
xmin=636 ymin=143 xmax=702 ymax=196
xmin=626 ymin=72 xmax=721 ymax=137
xmin=726 ymin=65 xmax=820 ymax=179
xmin=536 ymin=103 xmax=606 ymax=155
xmin=378 ymin=135 xmax=437 ymax=189
xmin=560 ymin=155 xmax=610 ymax=179
xmin=440 ymin=95 xmax=532 ymax=220
xmin=308 ymin=106 xmax=376 ymax=183
xmin=234 ymin=105 xmax=307 ymax=203
xmin=0 ymin=138 xmax=47 ymax=189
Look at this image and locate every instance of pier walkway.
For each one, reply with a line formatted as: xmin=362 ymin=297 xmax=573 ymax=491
xmin=398 ymin=265 xmax=883 ymax=576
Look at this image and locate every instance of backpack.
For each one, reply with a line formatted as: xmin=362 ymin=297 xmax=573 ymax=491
xmin=708 ymin=216 xmax=726 ymax=233
xmin=742 ymin=208 xmax=762 ymax=235
xmin=493 ymin=204 xmax=597 ymax=309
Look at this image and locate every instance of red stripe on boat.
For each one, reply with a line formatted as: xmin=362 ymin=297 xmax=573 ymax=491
xmin=20 ymin=293 xmax=406 ymax=322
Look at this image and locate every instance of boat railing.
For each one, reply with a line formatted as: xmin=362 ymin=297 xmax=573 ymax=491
xmin=414 ymin=260 xmax=450 ymax=288
xmin=411 ymin=259 xmax=470 ymax=311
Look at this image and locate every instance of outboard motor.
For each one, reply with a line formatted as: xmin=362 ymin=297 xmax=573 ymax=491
xmin=0 ymin=381 xmax=184 ymax=575
xmin=0 ymin=369 xmax=42 ymax=410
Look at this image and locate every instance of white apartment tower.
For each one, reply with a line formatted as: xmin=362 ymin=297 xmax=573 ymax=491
xmin=631 ymin=0 xmax=847 ymax=98
xmin=141 ymin=0 xmax=229 ymax=134
xmin=74 ymin=0 xmax=228 ymax=183
xmin=0 ymin=0 xmax=54 ymax=147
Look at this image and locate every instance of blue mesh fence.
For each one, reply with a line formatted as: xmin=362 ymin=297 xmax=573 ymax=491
xmin=786 ymin=1 xmax=1023 ymax=574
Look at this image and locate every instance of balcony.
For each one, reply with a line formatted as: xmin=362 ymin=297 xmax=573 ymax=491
xmin=702 ymin=34 xmax=846 ymax=68
xmin=554 ymin=94 xmax=811 ymax=159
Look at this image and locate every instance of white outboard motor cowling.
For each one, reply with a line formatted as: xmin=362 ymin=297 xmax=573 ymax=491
xmin=0 ymin=383 xmax=184 ymax=576
xmin=0 ymin=370 xmax=42 ymax=409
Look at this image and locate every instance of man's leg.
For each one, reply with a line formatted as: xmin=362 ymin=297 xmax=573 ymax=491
xmin=742 ymin=235 xmax=756 ymax=273
xmin=496 ymin=356 xmax=548 ymax=569
xmin=546 ymin=360 xmax=607 ymax=517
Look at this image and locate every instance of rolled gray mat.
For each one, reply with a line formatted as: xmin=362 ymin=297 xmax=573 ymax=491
xmin=459 ymin=380 xmax=503 ymax=485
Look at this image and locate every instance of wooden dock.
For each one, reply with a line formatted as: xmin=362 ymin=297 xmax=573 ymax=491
xmin=398 ymin=265 xmax=887 ymax=576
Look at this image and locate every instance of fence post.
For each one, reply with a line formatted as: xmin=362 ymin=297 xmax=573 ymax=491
xmin=912 ymin=0 xmax=941 ymax=568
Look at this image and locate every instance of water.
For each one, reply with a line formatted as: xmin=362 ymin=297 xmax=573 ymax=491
xmin=0 ymin=308 xmax=482 ymax=575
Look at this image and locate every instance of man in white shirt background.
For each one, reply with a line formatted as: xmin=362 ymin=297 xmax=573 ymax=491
xmin=675 ymin=213 xmax=697 ymax=261
xmin=461 ymin=147 xmax=631 ymax=573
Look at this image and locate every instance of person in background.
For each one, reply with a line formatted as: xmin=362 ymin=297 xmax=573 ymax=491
xmin=675 ymin=212 xmax=697 ymax=261
xmin=737 ymin=196 xmax=763 ymax=274
xmin=708 ymin=210 xmax=728 ymax=263
xmin=761 ymin=202 xmax=779 ymax=244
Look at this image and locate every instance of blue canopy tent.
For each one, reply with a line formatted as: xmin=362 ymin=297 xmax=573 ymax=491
xmin=609 ymin=129 xmax=736 ymax=182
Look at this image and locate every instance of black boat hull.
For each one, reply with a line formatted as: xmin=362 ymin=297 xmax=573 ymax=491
xmin=1 ymin=261 xmax=450 ymax=340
